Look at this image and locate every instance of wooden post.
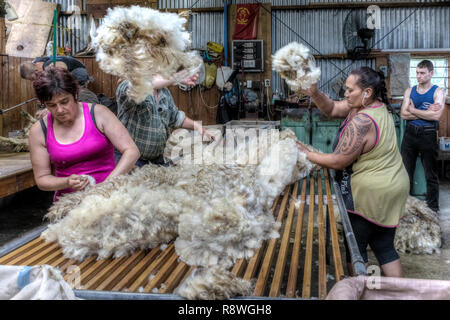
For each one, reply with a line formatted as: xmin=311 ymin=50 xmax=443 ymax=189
xmin=0 ymin=17 xmax=5 ymax=55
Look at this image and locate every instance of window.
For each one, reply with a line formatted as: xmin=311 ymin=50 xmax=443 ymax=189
xmin=409 ymin=58 xmax=448 ymax=94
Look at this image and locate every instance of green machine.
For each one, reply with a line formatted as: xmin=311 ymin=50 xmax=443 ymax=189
xmin=281 ymin=105 xmax=427 ymax=199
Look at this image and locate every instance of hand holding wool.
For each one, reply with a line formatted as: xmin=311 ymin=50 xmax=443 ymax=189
xmin=272 ymin=42 xmax=321 ymax=92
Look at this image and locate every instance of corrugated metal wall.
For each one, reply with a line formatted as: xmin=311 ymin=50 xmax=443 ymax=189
xmin=158 ymin=0 xmax=448 ymax=9
xmin=43 ymin=0 xmax=91 ymax=54
xmin=41 ymin=1 xmax=449 ymax=98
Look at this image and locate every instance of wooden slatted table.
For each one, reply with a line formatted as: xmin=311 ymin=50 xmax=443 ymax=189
xmin=0 ymin=152 xmax=35 ymax=199
xmin=0 ymin=168 xmax=346 ymax=299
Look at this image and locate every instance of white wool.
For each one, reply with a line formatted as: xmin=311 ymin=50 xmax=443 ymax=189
xmin=272 ymin=42 xmax=321 ymax=91
xmin=395 ymin=196 xmax=441 ymax=255
xmin=92 ymin=6 xmax=202 ymax=103
xmin=43 ymin=129 xmax=317 ymax=291
xmin=175 ymin=266 xmax=253 ymax=300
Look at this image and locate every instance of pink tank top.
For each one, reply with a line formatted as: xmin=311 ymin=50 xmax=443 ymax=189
xmin=46 ymin=102 xmax=115 ymax=200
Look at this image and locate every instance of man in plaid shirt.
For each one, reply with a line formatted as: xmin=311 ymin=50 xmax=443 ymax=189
xmin=115 ymin=73 xmax=215 ymax=166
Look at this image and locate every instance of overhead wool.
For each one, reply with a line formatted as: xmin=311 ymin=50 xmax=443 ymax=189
xmin=395 ymin=196 xmax=441 ymax=255
xmin=92 ymin=6 xmax=202 ymax=103
xmin=174 ymin=266 xmax=253 ymax=300
xmin=272 ymin=42 xmax=321 ymax=92
xmin=43 ymin=129 xmax=316 ymax=270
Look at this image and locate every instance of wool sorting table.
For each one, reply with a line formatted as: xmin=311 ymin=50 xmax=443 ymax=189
xmin=0 ymin=152 xmax=35 ymax=199
xmin=0 ymin=168 xmax=364 ymax=299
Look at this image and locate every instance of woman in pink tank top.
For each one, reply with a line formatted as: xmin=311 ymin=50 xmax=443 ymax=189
xmin=28 ymin=67 xmax=140 ymax=201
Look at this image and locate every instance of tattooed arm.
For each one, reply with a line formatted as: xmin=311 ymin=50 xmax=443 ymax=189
xmin=300 ymin=114 xmax=377 ymax=170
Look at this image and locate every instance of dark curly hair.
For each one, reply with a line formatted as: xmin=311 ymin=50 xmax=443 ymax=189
xmin=33 ymin=67 xmax=79 ymax=104
xmin=350 ymin=67 xmax=393 ymax=113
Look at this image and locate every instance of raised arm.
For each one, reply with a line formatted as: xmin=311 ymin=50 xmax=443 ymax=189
xmin=305 ymin=84 xmax=352 ymax=119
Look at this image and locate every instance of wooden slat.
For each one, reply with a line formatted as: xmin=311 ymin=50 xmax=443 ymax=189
xmin=19 ymin=242 xmax=60 ymax=266
xmin=302 ymin=174 xmax=315 ymax=299
xmin=127 ymin=244 xmax=175 ymax=292
xmin=5 ymin=240 xmax=50 ymax=265
xmin=317 ymin=170 xmax=327 ymax=299
xmin=286 ymin=179 xmax=307 ymax=298
xmin=79 ymin=258 xmax=113 ymax=286
xmin=269 ymin=181 xmax=299 ymax=297
xmin=64 ymin=256 xmax=97 ymax=281
xmin=253 ymin=185 xmax=290 ymax=296
xmin=231 ymin=259 xmax=247 ymax=277
xmin=38 ymin=249 xmax=65 ymax=266
xmin=159 ymin=261 xmax=190 ymax=294
xmin=95 ymin=250 xmax=147 ymax=291
xmin=111 ymin=246 xmax=161 ymax=291
xmin=83 ymin=256 xmax=127 ymax=290
xmin=0 ymin=237 xmax=42 ymax=264
xmin=143 ymin=252 xmax=179 ymax=293
xmin=323 ymin=169 xmax=344 ymax=281
xmin=243 ymin=245 xmax=264 ymax=281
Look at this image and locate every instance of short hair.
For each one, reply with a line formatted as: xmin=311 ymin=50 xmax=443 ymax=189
xmin=417 ymin=60 xmax=434 ymax=72
xmin=33 ymin=67 xmax=80 ymax=104
xmin=19 ymin=62 xmax=38 ymax=80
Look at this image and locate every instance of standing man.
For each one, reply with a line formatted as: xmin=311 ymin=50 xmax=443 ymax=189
xmin=115 ymin=73 xmax=215 ymax=167
xmin=400 ymin=60 xmax=446 ymax=214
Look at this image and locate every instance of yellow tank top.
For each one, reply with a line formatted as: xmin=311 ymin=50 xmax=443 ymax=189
xmin=350 ymin=104 xmax=409 ymax=227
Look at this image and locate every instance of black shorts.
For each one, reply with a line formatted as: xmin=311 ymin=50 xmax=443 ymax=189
xmin=344 ymin=212 xmax=399 ymax=266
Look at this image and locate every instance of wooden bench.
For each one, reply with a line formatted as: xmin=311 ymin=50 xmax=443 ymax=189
xmin=0 ymin=152 xmax=35 ymax=199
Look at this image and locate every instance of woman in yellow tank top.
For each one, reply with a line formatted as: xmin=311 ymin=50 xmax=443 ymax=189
xmin=297 ymin=67 xmax=409 ymax=278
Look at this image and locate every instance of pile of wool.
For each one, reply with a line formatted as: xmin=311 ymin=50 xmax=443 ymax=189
xmin=42 ymin=129 xmax=317 ymax=298
xmin=272 ymin=42 xmax=321 ymax=92
xmin=92 ymin=6 xmax=202 ymax=103
xmin=174 ymin=266 xmax=253 ymax=300
xmin=395 ymin=196 xmax=441 ymax=255
xmin=0 ymin=110 xmax=36 ymax=153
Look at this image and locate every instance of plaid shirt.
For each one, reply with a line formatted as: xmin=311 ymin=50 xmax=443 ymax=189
xmin=116 ymin=81 xmax=186 ymax=160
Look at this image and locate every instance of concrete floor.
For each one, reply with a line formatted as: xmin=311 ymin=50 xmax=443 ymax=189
xmin=367 ymin=179 xmax=450 ymax=280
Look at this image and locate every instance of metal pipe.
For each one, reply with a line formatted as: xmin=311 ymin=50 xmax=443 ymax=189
xmin=329 ymin=169 xmax=366 ymax=276
xmin=0 ymin=225 xmax=48 ymax=259
xmin=223 ymin=0 xmax=228 ymax=66
xmin=0 ymin=98 xmax=38 ymax=115
xmin=74 ymin=290 xmax=304 ymax=300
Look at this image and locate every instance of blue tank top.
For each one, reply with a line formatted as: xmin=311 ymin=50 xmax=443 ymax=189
xmin=408 ymin=85 xmax=438 ymax=127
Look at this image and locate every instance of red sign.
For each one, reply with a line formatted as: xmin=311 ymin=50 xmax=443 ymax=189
xmin=233 ymin=4 xmax=260 ymax=40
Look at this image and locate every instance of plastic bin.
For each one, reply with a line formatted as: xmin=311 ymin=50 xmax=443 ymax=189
xmin=280 ymin=108 xmax=310 ymax=144
xmin=311 ymin=110 xmax=342 ymax=153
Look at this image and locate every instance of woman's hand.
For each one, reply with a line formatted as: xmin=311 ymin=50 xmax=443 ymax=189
xmin=296 ymin=141 xmax=310 ymax=157
xmin=298 ymin=83 xmax=319 ymax=97
xmin=67 ymin=174 xmax=90 ymax=191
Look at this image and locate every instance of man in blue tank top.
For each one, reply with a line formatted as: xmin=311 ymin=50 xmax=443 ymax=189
xmin=400 ymin=60 xmax=446 ymax=213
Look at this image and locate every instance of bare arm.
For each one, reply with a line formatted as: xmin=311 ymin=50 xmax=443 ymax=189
xmin=152 ymin=71 xmax=199 ymax=90
xmin=181 ymin=117 xmax=216 ymax=141
xmin=305 ymin=84 xmax=352 ymax=119
xmin=409 ymin=87 xmax=445 ymax=121
xmin=400 ymin=87 xmax=418 ymax=120
xmin=299 ymin=114 xmax=376 ymax=170
xmin=28 ymin=122 xmax=90 ymax=191
xmin=94 ymin=104 xmax=140 ymax=178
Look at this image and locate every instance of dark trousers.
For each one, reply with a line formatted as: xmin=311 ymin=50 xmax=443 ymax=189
xmin=400 ymin=124 xmax=439 ymax=212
